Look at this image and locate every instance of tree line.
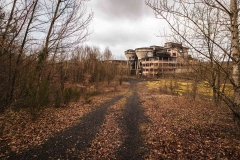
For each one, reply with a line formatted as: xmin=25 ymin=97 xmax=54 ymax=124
xmin=0 ymin=0 xmax=124 ymax=113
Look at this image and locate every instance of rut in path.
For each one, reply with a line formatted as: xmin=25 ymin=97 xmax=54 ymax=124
xmin=7 ymin=95 xmax=124 ymax=160
xmin=6 ymin=79 xmax=149 ymax=159
xmin=116 ymin=79 xmax=150 ymax=159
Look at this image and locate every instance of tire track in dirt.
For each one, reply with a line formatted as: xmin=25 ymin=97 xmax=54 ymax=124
xmin=78 ymin=95 xmax=127 ymax=159
xmin=7 ymin=95 xmax=124 ymax=160
xmin=116 ymin=79 xmax=150 ymax=159
xmin=7 ymin=78 xmax=150 ymax=159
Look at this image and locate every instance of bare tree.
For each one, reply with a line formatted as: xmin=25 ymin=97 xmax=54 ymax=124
xmin=0 ymin=0 xmax=40 ymax=110
xmin=146 ymin=0 xmax=240 ymax=126
xmin=103 ymin=47 xmax=113 ymax=61
xmin=0 ymin=0 xmax=93 ymax=112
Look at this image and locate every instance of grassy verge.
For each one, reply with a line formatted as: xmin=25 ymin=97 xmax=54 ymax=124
xmin=146 ymin=79 xmax=233 ymax=101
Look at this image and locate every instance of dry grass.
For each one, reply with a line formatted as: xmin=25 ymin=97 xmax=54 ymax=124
xmin=147 ymin=79 xmax=233 ymax=99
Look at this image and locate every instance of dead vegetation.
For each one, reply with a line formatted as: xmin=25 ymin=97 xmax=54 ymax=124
xmin=1 ymin=78 xmax=240 ymax=159
xmin=0 ymin=81 xmax=129 ymax=158
xmin=139 ymin=81 xmax=240 ymax=159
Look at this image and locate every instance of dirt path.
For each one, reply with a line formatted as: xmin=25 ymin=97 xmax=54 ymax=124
xmin=116 ymin=79 xmax=149 ymax=159
xmin=4 ymin=78 xmax=240 ymax=159
xmin=8 ymin=95 xmax=124 ymax=160
xmin=7 ymin=78 xmax=149 ymax=159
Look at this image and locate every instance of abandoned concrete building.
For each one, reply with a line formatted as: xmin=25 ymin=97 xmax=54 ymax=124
xmin=125 ymin=42 xmax=189 ymax=77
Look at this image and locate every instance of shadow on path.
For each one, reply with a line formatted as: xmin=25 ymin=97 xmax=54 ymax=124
xmin=7 ymin=95 xmax=124 ymax=160
xmin=116 ymin=79 xmax=149 ymax=160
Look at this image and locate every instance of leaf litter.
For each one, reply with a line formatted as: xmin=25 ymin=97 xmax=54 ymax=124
xmin=138 ymin=81 xmax=240 ymax=159
xmin=1 ymin=79 xmax=240 ymax=159
xmin=0 ymin=82 xmax=129 ymax=158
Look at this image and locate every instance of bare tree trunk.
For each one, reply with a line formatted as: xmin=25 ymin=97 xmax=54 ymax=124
xmin=0 ymin=0 xmax=17 ymax=107
xmin=37 ymin=0 xmax=61 ymax=67
xmin=1 ymin=0 xmax=17 ymax=40
xmin=229 ymin=0 xmax=240 ymax=130
xmin=9 ymin=0 xmax=39 ymax=109
xmin=231 ymin=0 xmax=240 ymax=109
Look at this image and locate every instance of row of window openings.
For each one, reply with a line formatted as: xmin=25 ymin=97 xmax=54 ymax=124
xmin=129 ymin=53 xmax=179 ymax=60
xmin=142 ymin=63 xmax=177 ymax=67
xmin=143 ymin=58 xmax=177 ymax=61
xmin=143 ymin=68 xmax=176 ymax=72
xmin=167 ymin=49 xmax=183 ymax=53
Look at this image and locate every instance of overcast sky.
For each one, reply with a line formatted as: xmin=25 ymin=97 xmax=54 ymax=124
xmin=84 ymin=0 xmax=168 ymax=60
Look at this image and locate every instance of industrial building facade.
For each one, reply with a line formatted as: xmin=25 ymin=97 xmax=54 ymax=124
xmin=125 ymin=42 xmax=189 ymax=77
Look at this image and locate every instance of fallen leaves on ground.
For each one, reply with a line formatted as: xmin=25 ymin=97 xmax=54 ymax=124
xmin=0 ymin=82 xmax=130 ymax=157
xmin=2 ymin=79 xmax=239 ymax=159
xmin=138 ymin=81 xmax=240 ymax=159
xmin=78 ymin=97 xmax=127 ymax=159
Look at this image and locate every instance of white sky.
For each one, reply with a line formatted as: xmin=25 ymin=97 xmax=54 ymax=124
xmin=84 ymin=0 xmax=169 ymax=60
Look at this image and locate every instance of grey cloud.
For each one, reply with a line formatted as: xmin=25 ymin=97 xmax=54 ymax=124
xmin=90 ymin=28 xmax=161 ymax=50
xmin=94 ymin=0 xmax=152 ymax=20
xmin=85 ymin=0 xmax=164 ymax=59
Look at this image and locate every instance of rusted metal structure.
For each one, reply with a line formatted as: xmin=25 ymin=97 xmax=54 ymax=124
xmin=125 ymin=42 xmax=189 ymax=77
